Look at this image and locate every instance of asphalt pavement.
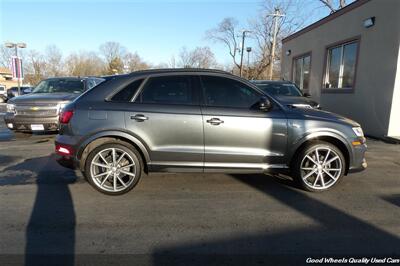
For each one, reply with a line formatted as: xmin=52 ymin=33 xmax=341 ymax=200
xmin=0 ymin=103 xmax=399 ymax=265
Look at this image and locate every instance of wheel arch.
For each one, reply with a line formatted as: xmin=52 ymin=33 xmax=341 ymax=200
xmin=76 ymin=131 xmax=150 ymax=173
xmin=289 ymin=133 xmax=351 ymax=175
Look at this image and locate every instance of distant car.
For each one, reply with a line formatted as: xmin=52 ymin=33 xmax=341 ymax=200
xmin=4 ymin=77 xmax=105 ymax=132
xmin=0 ymin=85 xmax=6 ymax=103
xmin=251 ymin=80 xmax=320 ymax=109
xmin=6 ymin=86 xmax=34 ymax=100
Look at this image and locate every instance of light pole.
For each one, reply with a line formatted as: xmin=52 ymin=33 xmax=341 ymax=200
xmin=5 ymin=42 xmax=27 ymax=96
xmin=267 ymin=8 xmax=285 ymax=80
xmin=239 ymin=30 xmax=251 ymax=78
xmin=246 ymin=47 xmax=252 ymax=79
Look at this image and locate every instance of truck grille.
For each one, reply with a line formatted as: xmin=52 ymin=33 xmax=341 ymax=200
xmin=15 ymin=104 xmax=59 ymax=117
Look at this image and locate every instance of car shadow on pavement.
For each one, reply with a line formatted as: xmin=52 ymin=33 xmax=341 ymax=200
xmin=382 ymin=195 xmax=400 ymax=208
xmin=0 ymin=154 xmax=78 ymax=266
xmin=152 ymin=173 xmax=400 ymax=266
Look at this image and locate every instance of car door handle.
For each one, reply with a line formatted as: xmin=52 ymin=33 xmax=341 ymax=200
xmin=206 ymin=118 xmax=224 ymax=125
xmin=131 ymin=114 xmax=148 ymax=121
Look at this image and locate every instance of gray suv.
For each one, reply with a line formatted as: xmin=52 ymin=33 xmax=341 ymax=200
xmin=55 ymin=69 xmax=367 ymax=195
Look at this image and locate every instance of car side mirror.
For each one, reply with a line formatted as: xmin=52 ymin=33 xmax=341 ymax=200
xmin=259 ymin=97 xmax=272 ymax=111
xmin=303 ymin=92 xmax=311 ymax=97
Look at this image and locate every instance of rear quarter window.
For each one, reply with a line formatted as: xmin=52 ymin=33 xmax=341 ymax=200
xmin=111 ymin=79 xmax=144 ymax=102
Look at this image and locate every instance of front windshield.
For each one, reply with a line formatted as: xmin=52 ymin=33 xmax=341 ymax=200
xmin=32 ymin=79 xmax=85 ymax=94
xmin=257 ymin=83 xmax=302 ymax=97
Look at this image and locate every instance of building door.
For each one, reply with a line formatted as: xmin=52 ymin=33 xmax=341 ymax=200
xmin=293 ymin=54 xmax=311 ymax=91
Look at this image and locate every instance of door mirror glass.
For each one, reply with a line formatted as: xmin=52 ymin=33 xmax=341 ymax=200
xmin=259 ymin=97 xmax=272 ymax=111
xmin=303 ymin=92 xmax=311 ymax=97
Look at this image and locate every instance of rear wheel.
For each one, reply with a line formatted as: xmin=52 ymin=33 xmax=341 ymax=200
xmin=293 ymin=141 xmax=345 ymax=192
xmin=84 ymin=143 xmax=143 ymax=195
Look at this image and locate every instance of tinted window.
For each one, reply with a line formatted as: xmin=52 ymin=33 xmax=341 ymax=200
xmin=111 ymin=79 xmax=144 ymax=102
xmin=202 ymin=76 xmax=260 ymax=108
xmin=257 ymin=83 xmax=302 ymax=97
xmin=140 ymin=76 xmax=195 ymax=105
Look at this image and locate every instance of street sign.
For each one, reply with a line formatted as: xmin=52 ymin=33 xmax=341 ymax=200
xmin=11 ymin=56 xmax=23 ymax=80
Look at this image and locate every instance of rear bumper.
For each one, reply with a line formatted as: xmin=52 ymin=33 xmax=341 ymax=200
xmin=55 ymin=153 xmax=78 ymax=169
xmin=55 ymin=134 xmax=81 ymax=170
xmin=4 ymin=113 xmax=59 ymax=132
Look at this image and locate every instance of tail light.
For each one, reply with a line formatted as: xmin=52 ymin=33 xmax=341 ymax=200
xmin=55 ymin=144 xmax=73 ymax=156
xmin=59 ymin=110 xmax=74 ymax=124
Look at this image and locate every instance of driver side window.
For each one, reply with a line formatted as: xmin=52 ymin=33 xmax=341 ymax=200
xmin=201 ymin=75 xmax=260 ymax=108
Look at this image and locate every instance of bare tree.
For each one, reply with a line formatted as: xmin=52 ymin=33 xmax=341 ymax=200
xmin=318 ymin=0 xmax=347 ymax=13
xmin=23 ymin=50 xmax=47 ymax=85
xmin=178 ymin=46 xmax=217 ymax=68
xmin=0 ymin=46 xmax=14 ymax=68
xmin=123 ymin=52 xmax=150 ymax=72
xmin=99 ymin=42 xmax=126 ymax=74
xmin=44 ymin=45 xmax=63 ymax=77
xmin=168 ymin=55 xmax=177 ymax=68
xmin=247 ymin=0 xmax=309 ymax=79
xmin=206 ymin=18 xmax=241 ymax=70
xmin=65 ymin=51 xmax=104 ymax=77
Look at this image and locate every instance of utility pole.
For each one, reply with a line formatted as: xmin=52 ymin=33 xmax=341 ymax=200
xmin=268 ymin=8 xmax=285 ymax=80
xmin=246 ymin=47 xmax=252 ymax=79
xmin=239 ymin=30 xmax=251 ymax=78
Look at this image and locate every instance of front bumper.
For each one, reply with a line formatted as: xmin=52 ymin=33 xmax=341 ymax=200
xmin=348 ymin=143 xmax=367 ymax=173
xmin=4 ymin=113 xmax=59 ymax=132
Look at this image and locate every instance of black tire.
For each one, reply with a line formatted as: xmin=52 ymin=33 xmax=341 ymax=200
xmin=84 ymin=142 xmax=143 ymax=195
xmin=293 ymin=141 xmax=345 ymax=192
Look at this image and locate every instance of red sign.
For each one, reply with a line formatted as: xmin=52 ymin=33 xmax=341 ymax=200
xmin=11 ymin=56 xmax=24 ymax=79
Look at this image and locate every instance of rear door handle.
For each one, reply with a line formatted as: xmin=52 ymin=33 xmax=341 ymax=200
xmin=206 ymin=118 xmax=224 ymax=125
xmin=131 ymin=114 xmax=148 ymax=122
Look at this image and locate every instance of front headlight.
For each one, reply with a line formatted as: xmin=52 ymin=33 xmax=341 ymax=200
xmin=352 ymin=127 xmax=364 ymax=137
xmin=6 ymin=103 xmax=15 ymax=113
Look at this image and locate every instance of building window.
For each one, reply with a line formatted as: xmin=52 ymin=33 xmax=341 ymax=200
xmin=324 ymin=40 xmax=359 ymax=89
xmin=293 ymin=54 xmax=311 ymax=91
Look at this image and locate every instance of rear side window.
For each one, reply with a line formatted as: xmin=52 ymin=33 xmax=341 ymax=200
xmin=201 ymin=75 xmax=260 ymax=108
xmin=111 ymin=79 xmax=144 ymax=102
xmin=139 ymin=76 xmax=196 ymax=105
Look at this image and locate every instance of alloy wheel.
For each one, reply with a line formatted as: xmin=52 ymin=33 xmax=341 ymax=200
xmin=300 ymin=147 xmax=343 ymax=190
xmin=90 ymin=147 xmax=137 ymax=192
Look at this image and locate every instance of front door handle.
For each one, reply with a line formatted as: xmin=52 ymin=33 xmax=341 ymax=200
xmin=131 ymin=114 xmax=148 ymax=122
xmin=206 ymin=118 xmax=224 ymax=125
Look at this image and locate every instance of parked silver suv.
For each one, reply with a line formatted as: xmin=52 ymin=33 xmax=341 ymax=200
xmin=55 ymin=69 xmax=367 ymax=195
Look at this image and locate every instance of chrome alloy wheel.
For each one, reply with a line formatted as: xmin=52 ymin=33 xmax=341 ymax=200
xmin=300 ymin=147 xmax=343 ymax=190
xmin=90 ymin=148 xmax=136 ymax=192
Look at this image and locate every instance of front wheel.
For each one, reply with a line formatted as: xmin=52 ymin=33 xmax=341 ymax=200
xmin=84 ymin=143 xmax=143 ymax=195
xmin=293 ymin=141 xmax=345 ymax=192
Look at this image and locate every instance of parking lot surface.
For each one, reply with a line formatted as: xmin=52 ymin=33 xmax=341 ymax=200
xmin=0 ymin=103 xmax=399 ymax=265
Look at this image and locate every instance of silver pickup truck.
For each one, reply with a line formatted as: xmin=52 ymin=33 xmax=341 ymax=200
xmin=4 ymin=77 xmax=104 ymax=132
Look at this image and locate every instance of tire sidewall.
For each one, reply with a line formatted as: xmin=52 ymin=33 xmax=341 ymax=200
xmin=84 ymin=142 xmax=142 ymax=195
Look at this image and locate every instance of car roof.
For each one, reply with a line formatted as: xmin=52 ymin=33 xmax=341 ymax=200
xmin=251 ymin=80 xmax=294 ymax=84
xmin=130 ymin=68 xmax=233 ymax=76
xmin=44 ymin=76 xmax=101 ymax=81
xmin=99 ymin=68 xmax=235 ymax=79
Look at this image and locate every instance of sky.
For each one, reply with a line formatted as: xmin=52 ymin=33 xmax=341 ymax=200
xmin=0 ymin=0 xmax=330 ymax=65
